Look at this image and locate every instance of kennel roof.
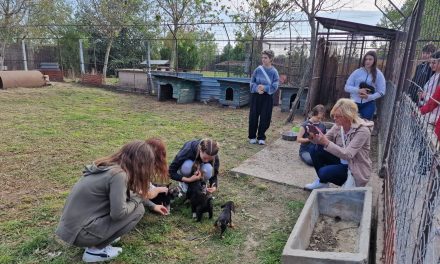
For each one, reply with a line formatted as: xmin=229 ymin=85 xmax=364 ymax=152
xmin=315 ymin=16 xmax=401 ymax=40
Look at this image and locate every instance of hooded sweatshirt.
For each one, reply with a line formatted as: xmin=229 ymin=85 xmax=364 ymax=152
xmin=324 ymin=119 xmax=374 ymax=187
xmin=55 ymin=164 xmax=152 ymax=245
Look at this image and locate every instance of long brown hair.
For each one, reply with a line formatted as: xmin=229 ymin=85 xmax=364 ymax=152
xmin=94 ymin=140 xmax=155 ymax=199
xmin=362 ymin=50 xmax=378 ymax=83
xmin=146 ymin=138 xmax=168 ymax=180
xmin=192 ymin=138 xmax=220 ymax=175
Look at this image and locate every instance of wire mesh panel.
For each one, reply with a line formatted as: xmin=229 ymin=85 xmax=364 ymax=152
xmin=388 ymin=95 xmax=436 ymax=263
xmin=380 ymin=0 xmax=440 ymax=263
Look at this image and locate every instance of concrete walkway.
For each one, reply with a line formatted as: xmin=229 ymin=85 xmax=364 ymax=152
xmin=231 ymin=138 xmax=317 ymax=188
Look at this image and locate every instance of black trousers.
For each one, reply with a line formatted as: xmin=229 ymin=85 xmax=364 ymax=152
xmin=248 ymin=93 xmax=273 ymax=140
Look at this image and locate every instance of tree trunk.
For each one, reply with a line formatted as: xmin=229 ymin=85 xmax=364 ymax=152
xmin=285 ymin=18 xmax=317 ymax=123
xmin=170 ymin=38 xmax=177 ymax=71
xmin=1 ymin=15 xmax=11 ymax=71
xmin=169 ymin=26 xmax=178 ymax=72
xmin=0 ymin=41 xmax=6 ymax=70
xmin=102 ymin=37 xmax=114 ymax=80
xmin=306 ymin=37 xmax=326 ymax=112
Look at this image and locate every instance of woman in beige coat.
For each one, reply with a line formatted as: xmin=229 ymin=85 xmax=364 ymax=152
xmin=304 ymin=98 xmax=373 ymax=190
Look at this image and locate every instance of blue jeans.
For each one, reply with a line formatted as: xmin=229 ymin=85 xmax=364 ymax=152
xmin=299 ymin=144 xmax=316 ymax=166
xmin=178 ymin=160 xmax=213 ymax=193
xmin=310 ymin=146 xmax=348 ymax=186
xmin=356 ymin=101 xmax=375 ymax=120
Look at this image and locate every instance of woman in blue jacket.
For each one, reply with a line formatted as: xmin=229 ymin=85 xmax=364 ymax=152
xmin=344 ymin=50 xmax=386 ymax=120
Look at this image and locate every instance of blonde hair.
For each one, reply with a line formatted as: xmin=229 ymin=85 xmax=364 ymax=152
xmin=330 ymin=98 xmax=360 ymax=123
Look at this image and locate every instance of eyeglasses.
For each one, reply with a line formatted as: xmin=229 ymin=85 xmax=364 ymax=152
xmin=332 ymin=114 xmax=344 ymax=119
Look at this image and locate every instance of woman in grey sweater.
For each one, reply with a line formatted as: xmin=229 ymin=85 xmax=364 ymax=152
xmin=56 ymin=139 xmax=169 ymax=262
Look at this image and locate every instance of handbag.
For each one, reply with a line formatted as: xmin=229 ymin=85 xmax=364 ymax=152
xmin=340 ymin=127 xmax=357 ymax=189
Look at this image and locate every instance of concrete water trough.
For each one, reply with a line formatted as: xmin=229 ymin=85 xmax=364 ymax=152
xmin=282 ymin=187 xmax=372 ymax=264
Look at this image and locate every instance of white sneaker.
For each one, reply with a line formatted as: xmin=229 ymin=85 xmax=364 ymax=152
xmin=111 ymin=237 xmax=120 ymax=244
xmin=304 ymin=178 xmax=329 ymax=190
xmin=82 ymin=245 xmax=122 ymax=262
xmin=249 ymin=138 xmax=257 ymax=144
xmin=258 ymin=140 xmax=265 ymax=145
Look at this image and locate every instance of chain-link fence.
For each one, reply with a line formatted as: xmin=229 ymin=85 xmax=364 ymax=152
xmin=377 ymin=0 xmax=440 ymax=263
xmin=2 ymin=20 xmax=312 ymax=85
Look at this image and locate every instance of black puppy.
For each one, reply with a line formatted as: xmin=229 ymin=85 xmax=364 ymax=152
xmin=149 ymin=184 xmax=180 ymax=213
xmin=187 ymin=181 xmax=213 ymax=222
xmin=214 ymin=201 xmax=235 ymax=237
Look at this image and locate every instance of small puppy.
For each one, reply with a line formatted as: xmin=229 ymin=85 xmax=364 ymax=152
xmin=188 ymin=181 xmax=213 ymax=222
xmin=214 ymin=201 xmax=235 ymax=237
xmin=149 ymin=184 xmax=180 ymax=212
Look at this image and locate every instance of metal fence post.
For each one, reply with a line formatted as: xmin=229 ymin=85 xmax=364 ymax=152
xmin=79 ymin=39 xmax=85 ymax=75
xmin=22 ymin=39 xmax=28 ymax=71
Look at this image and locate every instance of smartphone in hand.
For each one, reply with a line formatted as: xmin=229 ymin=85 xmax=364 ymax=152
xmin=306 ymin=125 xmax=321 ymax=136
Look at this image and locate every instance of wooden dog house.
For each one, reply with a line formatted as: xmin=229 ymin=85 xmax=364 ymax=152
xmin=280 ymin=86 xmax=308 ymax=112
xmin=218 ymin=78 xmax=251 ymax=108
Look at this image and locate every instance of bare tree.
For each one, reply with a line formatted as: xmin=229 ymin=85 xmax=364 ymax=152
xmin=285 ymin=0 xmax=349 ymax=123
xmin=227 ymin=0 xmax=297 ymax=52
xmin=153 ymin=0 xmax=214 ymax=71
xmin=0 ymin=0 xmax=30 ymax=70
xmin=77 ymin=0 xmax=142 ymax=79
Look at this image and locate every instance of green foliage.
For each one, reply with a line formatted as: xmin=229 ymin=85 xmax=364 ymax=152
xmin=177 ymin=35 xmax=199 ymax=70
xmin=26 ymin=0 xmax=74 ymax=40
xmin=377 ymin=0 xmax=416 ymax=28
xmin=58 ymin=28 xmax=89 ymax=74
xmin=419 ymin=0 xmax=440 ymax=40
xmin=378 ymin=0 xmax=440 ymax=40
xmin=153 ymin=0 xmax=217 ymax=69
xmin=160 ymin=30 xmax=217 ymax=71
xmin=226 ymin=0 xmax=296 ymax=42
xmin=198 ymin=31 xmax=217 ymax=70
xmin=218 ymin=31 xmax=254 ymax=75
xmin=76 ymin=0 xmax=145 ymax=76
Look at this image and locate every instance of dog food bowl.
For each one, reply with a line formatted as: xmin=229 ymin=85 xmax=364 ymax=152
xmin=282 ymin=131 xmax=297 ymax=141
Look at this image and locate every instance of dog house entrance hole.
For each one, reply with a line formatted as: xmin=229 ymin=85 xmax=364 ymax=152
xmin=159 ymin=84 xmax=174 ymax=101
xmin=226 ymin=87 xmax=234 ymax=101
xmin=289 ymin=94 xmax=301 ymax=110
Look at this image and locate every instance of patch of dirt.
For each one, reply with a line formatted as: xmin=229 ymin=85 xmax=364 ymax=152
xmin=307 ymin=215 xmax=359 ymax=253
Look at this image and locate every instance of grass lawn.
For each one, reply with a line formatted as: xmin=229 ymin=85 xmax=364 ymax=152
xmin=0 ymin=83 xmax=308 ymax=264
